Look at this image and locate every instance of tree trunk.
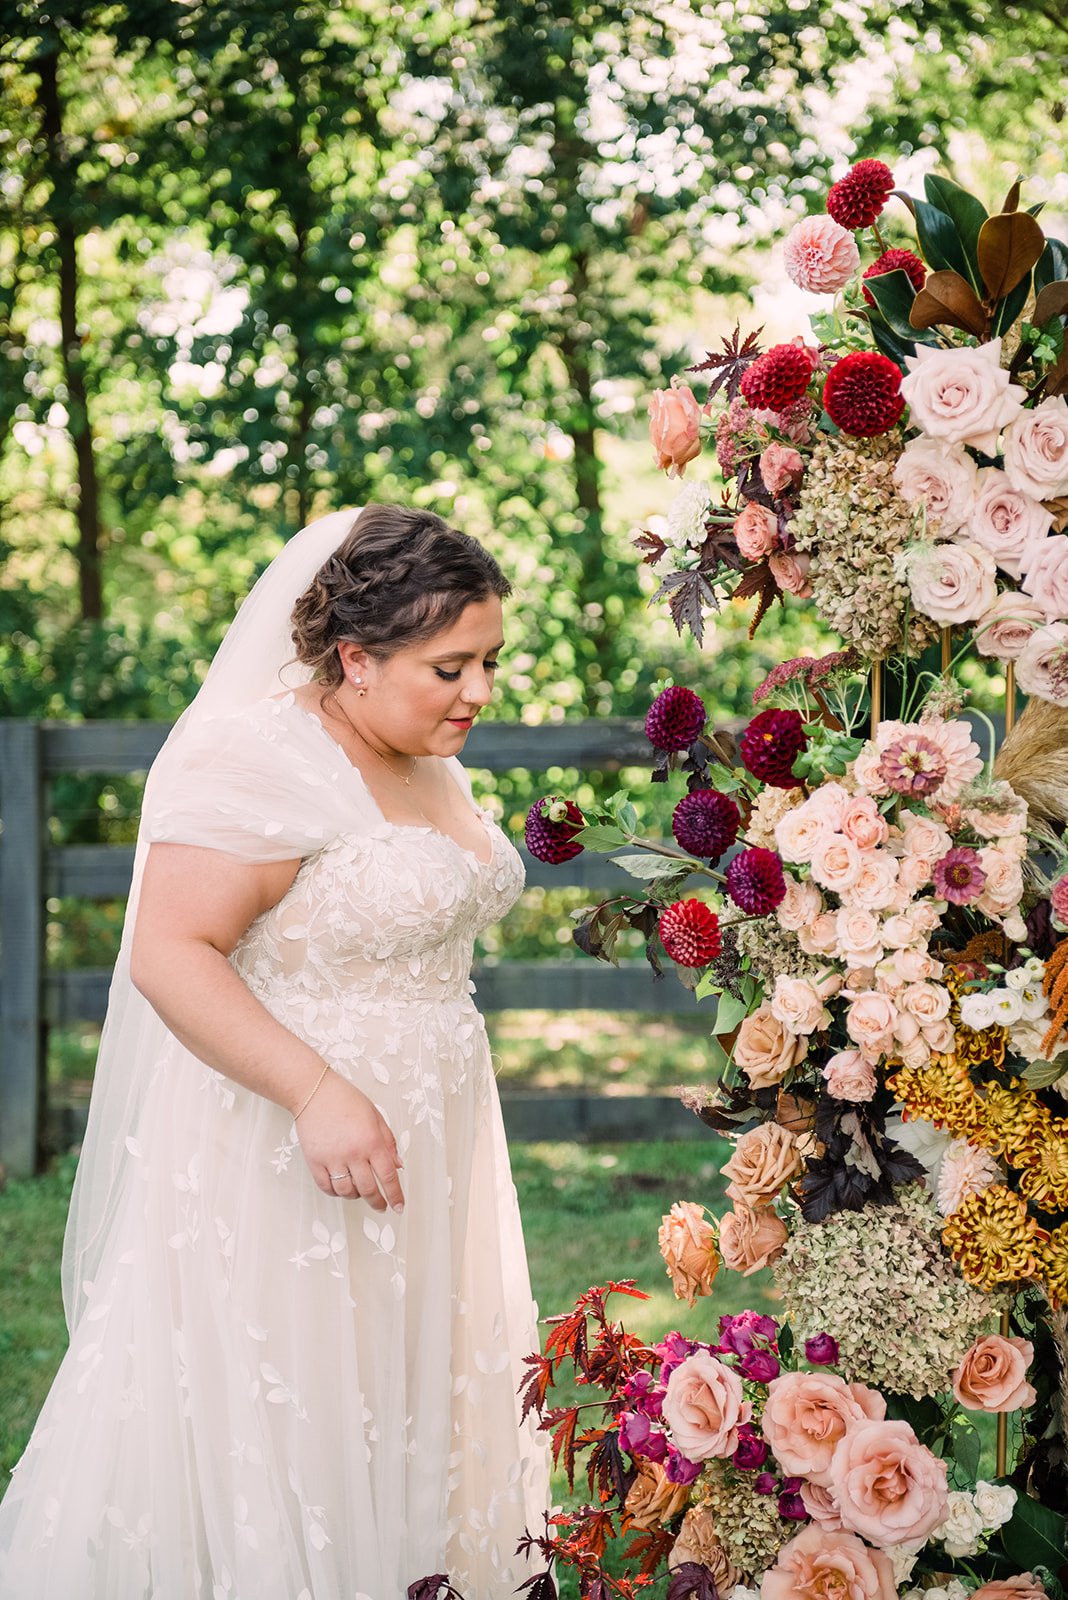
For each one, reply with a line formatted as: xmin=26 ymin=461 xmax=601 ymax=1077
xmin=38 ymin=49 xmax=103 ymax=622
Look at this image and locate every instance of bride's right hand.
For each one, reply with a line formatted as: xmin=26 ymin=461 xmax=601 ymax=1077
xmin=295 ymin=1070 xmax=405 ymax=1212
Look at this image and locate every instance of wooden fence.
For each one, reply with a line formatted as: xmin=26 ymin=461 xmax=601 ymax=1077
xmin=0 ymin=717 xmax=708 ymax=1179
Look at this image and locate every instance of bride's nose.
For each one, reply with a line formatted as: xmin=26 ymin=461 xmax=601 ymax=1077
xmin=460 ymin=668 xmax=494 ymax=707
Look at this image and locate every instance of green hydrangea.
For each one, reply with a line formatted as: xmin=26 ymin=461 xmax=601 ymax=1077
xmin=699 ymin=1461 xmax=793 ymax=1581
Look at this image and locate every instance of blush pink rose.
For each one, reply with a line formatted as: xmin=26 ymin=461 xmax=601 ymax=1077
xmin=969 ymin=468 xmax=1052 ymax=578
xmin=777 ymin=876 xmax=825 ymax=932
xmin=842 ymin=854 xmax=899 ymax=913
xmin=891 ymin=947 xmax=940 ymax=984
xmin=760 ymin=442 xmax=805 ymax=496
xmin=770 ymin=550 xmax=814 ymax=597
xmin=775 ymin=804 xmax=835 ymax=866
xmin=800 ymin=1482 xmax=846 ymax=1531
xmin=974 ymin=591 xmax=1046 ymax=660
xmin=829 ymin=1418 xmax=949 ymax=1548
xmin=975 ymin=846 xmax=1025 ymax=919
xmin=734 ymin=501 xmax=781 ymax=559
xmin=763 ymin=1527 xmax=896 ymax=1600
xmin=798 ymin=912 xmax=840 ymax=957
xmin=899 ymin=339 xmax=1027 ymax=454
xmin=650 ymin=383 xmax=703 ymax=478
xmin=762 ymin=1371 xmax=886 ymax=1486
xmin=952 ymin=1334 xmax=1036 ymax=1413
xmin=771 ymin=976 xmax=828 ymax=1036
xmin=893 ymin=437 xmax=978 ymax=534
xmin=834 ymin=906 xmax=883 ymax=966
xmin=839 ymin=796 xmax=889 ymax=851
xmin=1002 ymin=395 xmax=1068 ymax=501
xmin=662 ymin=1350 xmax=751 ymax=1461
xmin=1016 ymin=621 xmax=1068 ymax=704
xmin=906 ymin=538 xmax=997 ymax=626
xmin=898 ymin=980 xmax=951 ymax=1026
xmin=718 ymin=1203 xmax=788 ymax=1276
xmin=880 ymin=913 xmax=921 ymax=950
xmin=899 ymin=809 xmax=952 ymax=861
xmin=784 ymin=215 xmax=861 ymax=294
xmin=851 ymin=742 xmax=890 ymax=796
xmin=1021 ymin=533 xmax=1068 ymax=622
xmin=971 ymin=1578 xmax=1048 ymax=1600
xmin=846 ymin=991 xmax=897 ymax=1057
xmin=822 ymin=1049 xmax=877 ymax=1102
xmin=810 ymin=835 xmax=864 ymax=893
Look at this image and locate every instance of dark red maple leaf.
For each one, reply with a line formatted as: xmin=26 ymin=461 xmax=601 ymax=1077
xmin=634 ymin=528 xmax=668 ymax=566
xmin=688 ymin=324 xmax=764 ymax=402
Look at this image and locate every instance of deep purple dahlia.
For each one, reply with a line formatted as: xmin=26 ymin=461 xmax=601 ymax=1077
xmin=672 ymin=788 xmax=740 ymax=860
xmin=524 ymin=796 xmax=585 ymax=863
xmin=738 ymin=708 xmax=808 ymax=788
xmin=725 ymin=847 xmax=787 ymax=915
xmin=645 ymin=686 xmax=707 ymax=752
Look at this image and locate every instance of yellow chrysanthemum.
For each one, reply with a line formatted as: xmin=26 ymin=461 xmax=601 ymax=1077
xmin=954 ymin=1023 xmax=1007 ymax=1071
xmin=973 ymin=1082 xmax=1052 ymax=1162
xmin=1040 ymin=1223 xmax=1068 ymax=1310
xmin=942 ymin=1184 xmax=1049 ymax=1290
xmin=1016 ymin=1126 xmax=1068 ymax=1214
xmin=887 ymin=1054 xmax=980 ymax=1139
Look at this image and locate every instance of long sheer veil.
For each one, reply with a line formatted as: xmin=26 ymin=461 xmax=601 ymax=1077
xmin=61 ymin=508 xmax=360 ymax=1328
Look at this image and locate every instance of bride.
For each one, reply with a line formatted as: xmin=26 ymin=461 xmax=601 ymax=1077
xmin=0 ymin=504 xmax=550 ymax=1598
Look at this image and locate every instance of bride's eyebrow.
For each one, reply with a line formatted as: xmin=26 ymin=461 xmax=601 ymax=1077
xmin=428 ymin=642 xmax=506 ymax=661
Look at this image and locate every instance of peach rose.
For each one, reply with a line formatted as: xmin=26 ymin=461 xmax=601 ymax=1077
xmin=735 ymin=501 xmax=781 ymax=559
xmin=722 ymin=1123 xmax=802 ymax=1207
xmin=952 ymin=1334 xmax=1036 ymax=1413
xmin=975 ymin=846 xmax=1025 ymax=919
xmin=734 ymin=1003 xmax=808 ymax=1089
xmin=1022 ymin=533 xmax=1068 ymax=623
xmin=800 ymin=1482 xmax=845 ymax=1531
xmin=762 ymin=1370 xmax=885 ymax=1486
xmin=770 ymin=550 xmax=814 ymax=598
xmin=922 ymin=1015 xmax=955 ymax=1054
xmin=880 ymin=913 xmax=921 ymax=950
xmin=900 ymin=338 xmax=1026 ymax=455
xmin=845 ymin=991 xmax=897 ymax=1058
xmin=760 ymin=442 xmax=805 ymax=497
xmin=658 ymin=1200 xmax=720 ymax=1308
xmin=719 ymin=1203 xmax=788 ymax=1277
xmin=893 ymin=437 xmax=978 ymax=534
xmin=898 ymin=980 xmax=951 ymax=1026
xmin=899 ymin=810 xmax=952 ymax=861
xmin=906 ymin=538 xmax=998 ymax=627
xmin=669 ymin=1505 xmax=740 ymax=1589
xmin=771 ymin=976 xmax=828 ymax=1036
xmin=974 ymin=591 xmax=1047 ymax=661
xmin=840 ymin=797 xmax=890 ymax=851
xmin=650 ymin=383 xmax=703 ymax=478
xmin=851 ymin=742 xmax=889 ymax=796
xmin=798 ymin=912 xmax=840 ymax=958
xmin=822 ymin=1049 xmax=877 ymax=1102
xmin=1015 ymin=621 xmax=1068 ymax=705
xmin=777 ymin=875 xmax=824 ymax=932
xmin=809 ymin=835 xmax=864 ymax=893
xmin=783 ymin=215 xmax=861 ymax=294
xmin=623 ymin=1457 xmax=692 ymax=1530
xmin=762 ymin=1527 xmax=896 ymax=1600
xmin=834 ymin=907 xmax=883 ymax=966
xmin=662 ymin=1350 xmax=751 ymax=1461
xmin=841 ymin=855 xmax=899 ymax=913
xmin=1002 ymin=395 xmax=1068 ymax=501
xmin=969 ymin=467 xmax=1052 ymax=578
xmin=971 ymin=1578 xmax=1048 ymax=1600
xmin=829 ymin=1418 xmax=948 ymax=1548
xmin=889 ymin=947 xmax=939 ymax=984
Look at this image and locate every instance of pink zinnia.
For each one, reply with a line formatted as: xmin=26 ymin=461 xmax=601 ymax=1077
xmin=932 ymin=847 xmax=987 ymax=905
xmin=878 ymin=734 xmax=948 ymax=796
xmin=1050 ymin=873 xmax=1068 ymax=923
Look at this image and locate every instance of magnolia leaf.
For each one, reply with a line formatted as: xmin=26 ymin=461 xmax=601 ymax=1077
xmin=865 ymin=268 xmax=921 ymax=338
xmin=923 ymin=174 xmax=988 ymax=287
xmin=914 ymin=197 xmax=975 ymax=281
xmin=998 ymin=1491 xmax=1068 ymax=1572
xmin=1035 ymin=237 xmax=1068 ymax=295
xmin=867 ymin=308 xmax=921 ymax=366
xmin=1001 ymin=178 xmax=1022 ymax=214
xmin=1034 ymin=280 xmax=1068 ymax=327
xmin=892 ymin=187 xmax=916 ymax=217
xmin=1019 ymin=1051 xmax=1068 ymax=1088
xmin=909 ymin=270 xmax=988 ymax=337
xmin=610 ymin=851 xmax=682 ymax=880
xmin=977 ymin=211 xmax=1046 ymax=303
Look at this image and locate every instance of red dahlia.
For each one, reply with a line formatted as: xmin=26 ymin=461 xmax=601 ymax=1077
xmin=525 ymin=796 xmax=585 ymax=863
xmin=739 ymin=343 xmax=817 ymax=413
xmin=725 ymin=847 xmax=787 ymax=915
xmin=672 ymin=789 xmax=740 ymax=860
xmin=826 ymin=159 xmax=895 ymax=230
xmin=645 ymin=686 xmax=707 ymax=752
xmin=823 ymin=351 xmax=904 ymax=438
xmin=738 ymin=708 xmax=808 ymax=788
xmin=658 ymin=899 xmax=722 ymax=967
xmin=861 ymin=248 xmax=926 ymax=307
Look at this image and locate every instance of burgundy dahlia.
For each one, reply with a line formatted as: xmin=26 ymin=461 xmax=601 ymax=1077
xmin=739 ymin=342 xmax=817 ymax=413
xmin=823 ymin=350 xmax=905 ymax=437
xmin=725 ymin=847 xmax=787 ymax=915
xmin=658 ymin=899 xmax=722 ymax=967
xmin=672 ymin=789 xmax=740 ymax=860
xmin=645 ymin=685 xmax=707 ymax=752
xmin=932 ymin=846 xmax=987 ymax=906
xmin=826 ymin=158 xmax=895 ymax=230
xmin=738 ymin=708 xmax=808 ymax=788
xmin=524 ymin=796 xmax=585 ymax=863
xmin=861 ymin=247 xmax=926 ymax=307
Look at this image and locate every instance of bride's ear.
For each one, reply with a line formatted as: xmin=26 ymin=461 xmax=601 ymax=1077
xmin=336 ymin=640 xmax=372 ymax=683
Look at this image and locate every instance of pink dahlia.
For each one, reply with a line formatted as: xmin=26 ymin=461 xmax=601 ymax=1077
xmin=739 ymin=708 xmax=808 ymax=788
xmin=877 ymin=733 xmax=948 ymax=797
xmin=645 ymin=686 xmax=707 ymax=752
xmin=826 ymin=159 xmax=895 ymax=230
xmin=1051 ymin=873 xmax=1068 ymax=924
xmin=932 ymin=847 xmax=988 ymax=905
xmin=659 ymin=900 xmax=722 ymax=967
xmin=861 ymin=248 xmax=926 ymax=307
xmin=823 ymin=351 xmax=905 ymax=437
xmin=725 ymin=847 xmax=787 ymax=915
xmin=672 ymin=789 xmax=740 ymax=860
xmin=525 ymin=797 xmax=585 ymax=864
xmin=783 ymin=215 xmax=860 ymax=294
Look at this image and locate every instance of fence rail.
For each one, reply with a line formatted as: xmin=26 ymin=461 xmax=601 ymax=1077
xmin=1 ymin=717 xmax=702 ymax=1179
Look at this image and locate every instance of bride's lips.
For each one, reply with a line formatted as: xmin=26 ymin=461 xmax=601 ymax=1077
xmin=447 ymin=716 xmax=475 ymax=728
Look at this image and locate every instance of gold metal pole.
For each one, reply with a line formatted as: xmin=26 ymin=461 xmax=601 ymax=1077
xmin=941 ymin=627 xmax=952 ymax=674
xmin=870 ymin=659 xmax=882 ymax=737
xmin=1005 ymin=662 xmax=1017 ymax=735
xmin=996 ymin=1305 xmax=1011 ymax=1476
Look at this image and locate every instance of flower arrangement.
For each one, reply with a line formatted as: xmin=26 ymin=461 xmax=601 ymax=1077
xmin=641 ymin=163 xmax=1068 ymax=697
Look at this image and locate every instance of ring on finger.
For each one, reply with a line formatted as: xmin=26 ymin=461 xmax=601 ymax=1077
xmin=329 ymin=1171 xmax=350 ymax=1181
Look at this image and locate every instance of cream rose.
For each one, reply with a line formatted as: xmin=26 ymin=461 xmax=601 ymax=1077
xmin=762 ymin=1370 xmax=886 ymax=1486
xmin=809 ymin=835 xmax=864 ymax=894
xmin=718 ymin=1203 xmax=788 ymax=1277
xmin=823 ymin=1049 xmax=877 ymax=1102
xmin=893 ymin=437 xmax=978 ymax=534
xmin=798 ymin=913 xmax=841 ymax=957
xmin=842 ymin=854 xmax=899 ymax=913
xmin=899 ymin=812 xmax=951 ymax=865
xmin=1002 ymin=395 xmax=1068 ymax=501
xmin=968 ymin=468 xmax=1052 ymax=578
xmin=771 ymin=976 xmax=828 ymax=1036
xmin=662 ymin=1350 xmax=751 ymax=1461
xmin=650 ymin=383 xmax=703 ymax=478
xmin=762 ymin=1527 xmax=896 ymax=1600
xmin=1021 ymin=533 xmax=1068 ymax=622
xmin=658 ymin=1201 xmax=719 ymax=1308
xmin=722 ymin=1123 xmax=802 ymax=1207
xmin=845 ymin=991 xmax=898 ymax=1057
xmin=734 ymin=501 xmax=781 ymax=560
xmin=734 ymin=1003 xmax=808 ymax=1089
xmin=975 ymin=846 xmax=1025 ymax=919
xmin=905 ymin=538 xmax=997 ymax=627
xmin=974 ymin=591 xmax=1046 ymax=660
xmin=834 ymin=907 xmax=883 ymax=967
xmin=898 ymin=980 xmax=951 ymax=1026
xmin=899 ymin=339 xmax=1026 ymax=454
xmin=775 ymin=804 xmax=835 ymax=866
xmin=777 ymin=876 xmax=825 ymax=932
xmin=1016 ymin=622 xmax=1068 ymax=704
xmin=933 ymin=1490 xmax=985 ymax=1558
xmin=952 ymin=1334 xmax=1036 ymax=1413
xmin=830 ymin=1418 xmax=949 ymax=1548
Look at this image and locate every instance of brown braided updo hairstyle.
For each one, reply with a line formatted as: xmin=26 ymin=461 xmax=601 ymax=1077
xmin=289 ymin=504 xmax=511 ymax=689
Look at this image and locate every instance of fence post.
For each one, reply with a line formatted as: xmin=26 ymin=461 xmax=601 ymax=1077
xmin=0 ymin=720 xmax=44 ymax=1178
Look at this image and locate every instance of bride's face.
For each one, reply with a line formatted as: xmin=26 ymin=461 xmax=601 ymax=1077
xmin=339 ymin=595 xmax=505 ymax=757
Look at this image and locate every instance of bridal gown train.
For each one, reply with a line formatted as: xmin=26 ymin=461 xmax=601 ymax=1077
xmin=0 ymin=694 xmax=550 ymax=1599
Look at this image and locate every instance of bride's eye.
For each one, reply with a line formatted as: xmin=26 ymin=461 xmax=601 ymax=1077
xmin=434 ymin=668 xmax=461 ymax=681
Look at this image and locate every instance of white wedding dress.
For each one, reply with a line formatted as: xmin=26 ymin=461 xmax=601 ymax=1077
xmin=0 ymin=693 xmax=549 ymax=1599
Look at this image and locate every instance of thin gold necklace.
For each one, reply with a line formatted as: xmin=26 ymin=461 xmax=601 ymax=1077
xmin=327 ymin=690 xmax=417 ymax=785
